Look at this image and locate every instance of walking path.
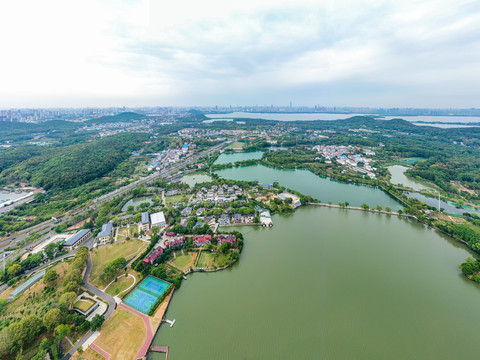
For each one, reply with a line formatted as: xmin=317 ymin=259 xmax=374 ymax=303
xmin=103 ymin=273 xmax=137 ymax=297
xmin=62 ymin=256 xmax=117 ymax=360
xmin=119 ymin=302 xmax=153 ymax=359
xmin=90 ymin=343 xmax=111 ymax=360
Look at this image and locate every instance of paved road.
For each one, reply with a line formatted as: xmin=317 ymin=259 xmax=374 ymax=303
xmin=63 ymin=255 xmax=117 ymax=360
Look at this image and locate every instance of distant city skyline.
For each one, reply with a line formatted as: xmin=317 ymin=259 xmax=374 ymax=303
xmin=1 ymin=0 xmax=479 ymax=108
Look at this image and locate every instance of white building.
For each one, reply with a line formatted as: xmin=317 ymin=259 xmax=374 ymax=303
xmin=150 ymin=211 xmax=166 ymax=228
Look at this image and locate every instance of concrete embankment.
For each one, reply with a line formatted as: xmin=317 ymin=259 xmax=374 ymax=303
xmin=306 ymin=202 xmax=416 ymax=218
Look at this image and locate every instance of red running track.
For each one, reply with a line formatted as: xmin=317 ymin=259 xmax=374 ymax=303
xmin=90 ymin=343 xmax=111 ymax=360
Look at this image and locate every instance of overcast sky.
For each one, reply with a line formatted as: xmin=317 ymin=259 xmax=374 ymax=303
xmin=1 ymin=0 xmax=479 ymax=108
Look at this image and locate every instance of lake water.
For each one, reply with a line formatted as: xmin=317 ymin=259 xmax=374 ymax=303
xmin=214 ymin=164 xmax=401 ymax=210
xmin=150 ymin=206 xmax=480 ymax=359
xmin=206 ymin=112 xmax=375 ymax=121
xmin=121 ymin=196 xmax=153 ymax=212
xmin=388 ymin=165 xmax=434 ymax=192
xmin=180 ymin=173 xmax=213 ymax=187
xmin=213 ymin=151 xmax=264 ymax=165
xmin=406 ymin=192 xmax=480 ymax=216
xmin=205 ymin=112 xmax=480 ymax=127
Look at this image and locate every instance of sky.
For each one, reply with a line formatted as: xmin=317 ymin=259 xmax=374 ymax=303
xmin=0 ymin=0 xmax=479 ymax=108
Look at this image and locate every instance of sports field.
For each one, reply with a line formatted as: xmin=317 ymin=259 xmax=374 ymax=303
xmin=123 ymin=276 xmax=170 ymax=314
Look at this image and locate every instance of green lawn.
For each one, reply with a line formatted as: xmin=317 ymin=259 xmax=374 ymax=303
xmin=197 ymin=252 xmax=215 ymax=269
xmin=165 ymin=194 xmax=189 ymax=205
xmin=74 ymin=299 xmax=94 ymax=313
xmin=226 ymin=141 xmax=244 ymax=150
xmin=213 ymin=253 xmax=230 ymax=267
xmin=118 ymin=225 xmax=137 ymax=237
xmin=172 ymin=252 xmax=195 ymax=271
xmin=90 ymin=239 xmax=147 ymax=288
xmin=105 ymin=275 xmax=136 ymax=297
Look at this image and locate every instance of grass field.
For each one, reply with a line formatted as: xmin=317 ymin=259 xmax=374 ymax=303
xmin=93 ymin=307 xmax=146 ymax=360
xmin=118 ymin=225 xmax=138 ymax=237
xmin=90 ymin=239 xmax=147 ymax=288
xmin=197 ymin=251 xmax=215 ymax=269
xmin=104 ymin=274 xmax=137 ymax=297
xmin=74 ymin=299 xmax=94 ymax=313
xmin=226 ymin=141 xmax=244 ymax=150
xmin=172 ymin=252 xmax=195 ymax=271
xmin=165 ymin=194 xmax=189 ymax=205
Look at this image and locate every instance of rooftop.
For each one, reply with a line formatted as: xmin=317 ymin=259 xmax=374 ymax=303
xmin=96 ymin=223 xmax=113 ymax=238
xmin=65 ymin=229 xmax=90 ymax=246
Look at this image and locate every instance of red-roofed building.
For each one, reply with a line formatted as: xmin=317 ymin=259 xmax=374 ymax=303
xmin=165 ymin=237 xmax=186 ymax=248
xmin=193 ymin=235 xmax=212 ymax=247
xmin=217 ymin=234 xmax=237 ymax=245
xmin=143 ymin=247 xmax=164 ymax=265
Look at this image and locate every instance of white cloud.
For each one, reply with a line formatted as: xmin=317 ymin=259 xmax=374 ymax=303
xmin=0 ymin=0 xmax=479 ymax=107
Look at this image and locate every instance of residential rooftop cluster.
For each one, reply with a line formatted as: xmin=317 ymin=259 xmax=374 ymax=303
xmin=147 ymin=145 xmax=194 ymax=171
xmin=313 ymin=144 xmax=377 ymax=179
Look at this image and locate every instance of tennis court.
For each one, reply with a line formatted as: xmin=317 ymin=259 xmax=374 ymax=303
xmin=123 ymin=275 xmax=170 ymax=314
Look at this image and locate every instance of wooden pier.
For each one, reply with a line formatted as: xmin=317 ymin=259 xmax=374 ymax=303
xmin=150 ymin=345 xmax=169 ymax=359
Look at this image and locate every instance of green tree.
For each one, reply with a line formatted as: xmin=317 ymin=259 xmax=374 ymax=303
xmin=44 ymin=308 xmax=64 ymax=332
xmin=361 ymin=203 xmax=369 ymax=210
xmin=133 ymin=213 xmax=141 ymax=223
xmin=54 ymin=324 xmax=70 ymax=355
xmin=90 ymin=314 xmax=105 ymax=331
xmin=7 ymin=263 xmax=22 ymax=276
xmin=219 ymin=242 xmax=230 ymax=254
xmin=59 ymin=292 xmax=77 ymax=310
xmin=376 ymin=205 xmax=382 ymax=211
xmin=385 ymin=206 xmax=392 ymax=212
xmin=43 ymin=269 xmax=59 ymax=284
xmin=10 ymin=315 xmax=43 ymax=347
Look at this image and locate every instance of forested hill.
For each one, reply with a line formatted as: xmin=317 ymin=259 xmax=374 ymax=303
xmin=0 ymin=120 xmax=80 ymax=142
xmin=85 ymin=112 xmax=147 ymax=125
xmin=1 ymin=132 xmax=148 ymax=190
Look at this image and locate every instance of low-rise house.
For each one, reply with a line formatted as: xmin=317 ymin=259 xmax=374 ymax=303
xmin=204 ymin=215 xmax=216 ymax=225
xmin=193 ymin=221 xmax=204 ymax=229
xmin=196 ymin=207 xmax=205 ymax=216
xmin=233 ymin=214 xmax=242 ymax=223
xmin=140 ymin=212 xmax=150 ymax=232
xmin=218 ymin=214 xmax=231 ymax=225
xmin=193 ymin=235 xmax=212 ymax=247
xmin=166 ymin=189 xmax=179 ymax=196
xmin=96 ymin=223 xmax=113 ymax=245
xmin=143 ymin=247 xmax=164 ymax=265
xmin=217 ymin=234 xmax=237 ymax=245
xmin=181 ymin=207 xmax=193 ymax=216
xmin=165 ymin=236 xmax=185 ymax=248
xmin=64 ymin=229 xmax=91 ymax=251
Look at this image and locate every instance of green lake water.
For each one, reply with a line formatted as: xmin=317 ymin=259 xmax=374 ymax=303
xmin=150 ymin=206 xmax=480 ymax=359
xmin=121 ymin=196 xmax=153 ymax=212
xmin=388 ymin=165 xmax=434 ymax=192
xmin=213 ymin=151 xmax=264 ymax=165
xmin=215 ymin=164 xmax=401 ymax=210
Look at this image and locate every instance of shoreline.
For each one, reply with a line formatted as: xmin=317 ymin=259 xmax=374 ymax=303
xmin=145 ymin=200 xmax=476 ymax=358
